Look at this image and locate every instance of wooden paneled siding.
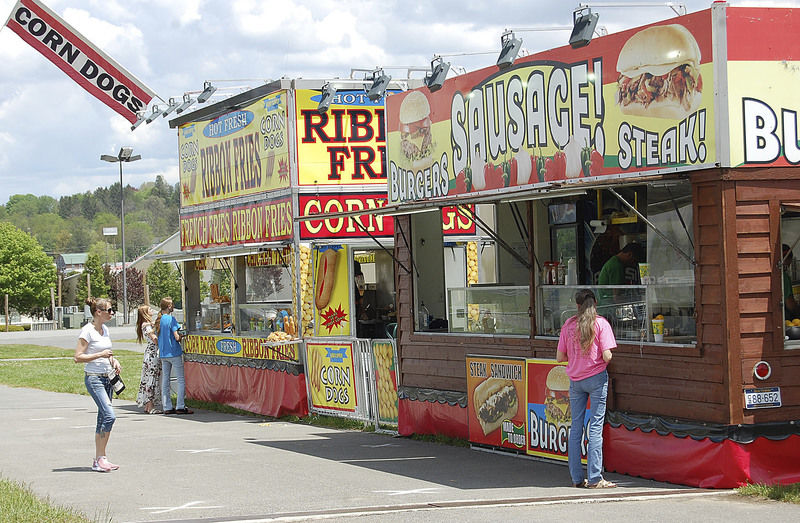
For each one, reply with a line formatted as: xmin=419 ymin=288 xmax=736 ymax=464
xmin=730 ymin=172 xmax=800 ymax=423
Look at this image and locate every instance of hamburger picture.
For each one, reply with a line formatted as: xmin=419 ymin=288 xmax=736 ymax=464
xmin=398 ymin=91 xmax=433 ymax=169
xmin=473 ymin=378 xmax=519 ymax=436
xmin=616 ymin=24 xmax=703 ymax=119
xmin=544 ymin=366 xmax=571 ymax=428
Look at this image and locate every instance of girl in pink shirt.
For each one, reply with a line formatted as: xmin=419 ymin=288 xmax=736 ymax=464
xmin=556 ymin=289 xmax=617 ymax=489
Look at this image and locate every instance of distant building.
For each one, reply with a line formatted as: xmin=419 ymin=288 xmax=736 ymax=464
xmin=61 ymin=253 xmax=89 ymax=273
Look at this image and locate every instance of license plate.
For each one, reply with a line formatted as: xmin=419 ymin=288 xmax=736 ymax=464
xmin=744 ymin=387 xmax=782 ymax=409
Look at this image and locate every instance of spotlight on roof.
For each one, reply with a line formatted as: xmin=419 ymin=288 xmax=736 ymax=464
xmin=160 ymin=97 xmax=181 ymax=117
xmin=175 ymin=93 xmax=196 ymax=114
xmin=317 ymin=83 xmax=337 ymax=113
xmin=366 ymin=69 xmax=392 ymax=102
xmin=570 ymin=6 xmax=600 ymax=48
xmin=424 ymin=56 xmax=450 ymax=92
xmin=130 ymin=113 xmax=146 ymax=131
xmin=145 ymin=105 xmax=162 ymax=124
xmin=497 ymin=30 xmax=522 ymax=69
xmin=197 ymin=81 xmax=217 ymax=103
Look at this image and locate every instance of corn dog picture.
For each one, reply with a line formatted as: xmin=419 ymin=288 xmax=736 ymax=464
xmin=314 ymin=248 xmax=338 ymax=310
xmin=312 ymin=245 xmax=351 ymax=335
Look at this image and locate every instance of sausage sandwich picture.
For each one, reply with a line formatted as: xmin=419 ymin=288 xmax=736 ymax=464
xmin=615 ymin=24 xmax=702 ymax=119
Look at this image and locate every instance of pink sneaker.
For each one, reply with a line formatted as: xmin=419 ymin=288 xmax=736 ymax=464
xmin=96 ymin=456 xmax=119 ymax=471
xmin=92 ymin=459 xmax=111 ymax=472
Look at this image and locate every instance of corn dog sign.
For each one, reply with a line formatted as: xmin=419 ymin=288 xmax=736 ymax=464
xmin=306 ymin=342 xmax=358 ymax=412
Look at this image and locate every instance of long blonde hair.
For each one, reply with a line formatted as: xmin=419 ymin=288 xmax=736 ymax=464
xmin=136 ymin=305 xmax=153 ymax=343
xmin=154 ymin=297 xmax=173 ymax=336
xmin=575 ymin=289 xmax=597 ymax=353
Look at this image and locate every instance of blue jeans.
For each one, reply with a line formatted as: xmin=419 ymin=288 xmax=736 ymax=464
xmin=568 ymin=370 xmax=608 ymax=485
xmin=85 ymin=374 xmax=116 ymax=433
xmin=161 ymin=356 xmax=185 ymax=410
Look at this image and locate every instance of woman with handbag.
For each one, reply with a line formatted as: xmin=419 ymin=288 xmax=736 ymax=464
xmin=74 ymin=297 xmax=122 ymax=472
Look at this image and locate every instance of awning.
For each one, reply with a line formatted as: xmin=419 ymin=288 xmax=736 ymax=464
xmin=147 ymin=241 xmax=290 ymax=263
xmin=294 ymin=172 xmax=682 ymax=223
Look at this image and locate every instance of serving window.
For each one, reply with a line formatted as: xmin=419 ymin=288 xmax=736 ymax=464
xmin=781 ymin=204 xmax=800 ymax=350
xmin=537 ymin=182 xmax=696 ymax=346
xmin=413 ymin=203 xmax=531 ymax=335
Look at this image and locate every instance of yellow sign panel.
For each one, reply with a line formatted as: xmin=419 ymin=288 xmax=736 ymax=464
xmin=312 ymin=245 xmax=351 ymax=337
xmin=306 ymin=342 xmax=357 ymax=412
xmin=295 ymin=89 xmax=388 ymax=187
xmin=183 ymin=334 xmax=299 ymax=362
xmin=179 ymin=91 xmax=290 ymax=207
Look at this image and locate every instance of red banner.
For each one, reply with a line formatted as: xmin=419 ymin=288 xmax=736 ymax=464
xmin=299 ymin=193 xmax=476 ymax=239
xmin=180 ymin=196 xmax=293 ymax=249
xmin=4 ymin=0 xmax=157 ymax=123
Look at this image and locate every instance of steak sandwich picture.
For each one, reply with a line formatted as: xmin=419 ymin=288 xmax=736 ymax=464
xmin=473 ymin=378 xmax=519 ymax=435
xmin=615 ymin=24 xmax=703 ymax=119
xmin=544 ymin=366 xmax=571 ymax=428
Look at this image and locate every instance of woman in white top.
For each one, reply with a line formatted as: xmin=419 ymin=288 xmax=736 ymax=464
xmin=74 ymin=297 xmax=122 ymax=472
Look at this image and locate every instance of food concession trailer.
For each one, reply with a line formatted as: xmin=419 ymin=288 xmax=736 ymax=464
xmin=163 ymin=78 xmax=476 ymax=425
xmin=382 ymin=3 xmax=800 ymax=487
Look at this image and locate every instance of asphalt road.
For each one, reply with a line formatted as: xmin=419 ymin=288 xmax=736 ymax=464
xmin=2 ymin=328 xmax=799 ymax=522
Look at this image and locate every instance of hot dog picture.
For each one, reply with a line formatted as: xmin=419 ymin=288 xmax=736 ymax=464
xmin=616 ymin=24 xmax=702 ymax=119
xmin=473 ymin=377 xmax=519 ymax=435
xmin=314 ymin=248 xmax=338 ymax=310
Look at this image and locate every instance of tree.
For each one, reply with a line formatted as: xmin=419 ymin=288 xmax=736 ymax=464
xmin=0 ymin=222 xmax=56 ymax=314
xmin=107 ymin=266 xmax=145 ymax=313
xmin=148 ymin=260 xmax=182 ymax=309
xmin=76 ymin=253 xmax=110 ymax=303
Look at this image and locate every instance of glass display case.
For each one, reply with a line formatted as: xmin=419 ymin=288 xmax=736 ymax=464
xmin=448 ymin=285 xmax=530 ymax=335
xmin=200 ymin=302 xmax=231 ymax=333
xmin=538 ymin=283 xmax=695 ymax=344
xmin=238 ymin=303 xmax=293 ymax=336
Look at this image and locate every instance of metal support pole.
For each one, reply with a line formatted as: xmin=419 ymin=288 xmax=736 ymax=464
xmin=120 ymin=161 xmax=128 ymax=325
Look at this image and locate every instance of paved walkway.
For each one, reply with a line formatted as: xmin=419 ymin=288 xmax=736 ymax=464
xmin=2 ymin=330 xmax=799 ymax=521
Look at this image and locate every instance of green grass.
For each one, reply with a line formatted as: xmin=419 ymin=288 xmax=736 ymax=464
xmin=0 ymin=477 xmax=92 ymax=522
xmin=737 ymin=482 xmax=800 ymax=503
xmin=0 ymin=345 xmax=143 ymax=402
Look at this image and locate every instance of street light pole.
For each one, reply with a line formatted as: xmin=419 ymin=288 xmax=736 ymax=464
xmin=101 ymin=147 xmax=141 ymax=324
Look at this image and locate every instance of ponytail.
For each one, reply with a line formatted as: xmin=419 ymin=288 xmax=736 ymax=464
xmin=575 ymin=289 xmax=597 ymax=353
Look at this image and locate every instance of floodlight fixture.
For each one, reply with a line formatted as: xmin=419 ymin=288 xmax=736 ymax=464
xmin=175 ymin=93 xmax=196 ymax=114
xmin=197 ymin=81 xmax=217 ymax=103
xmin=160 ymin=97 xmax=181 ymax=117
xmin=119 ymin=146 xmax=134 ymax=160
xmin=317 ymin=83 xmax=337 ymax=113
xmin=145 ymin=105 xmax=162 ymax=124
xmin=424 ymin=56 xmax=450 ymax=92
xmin=130 ymin=112 xmax=146 ymax=131
xmin=570 ymin=6 xmax=600 ymax=48
xmin=366 ymin=69 xmax=392 ymax=102
xmin=497 ymin=30 xmax=523 ymax=69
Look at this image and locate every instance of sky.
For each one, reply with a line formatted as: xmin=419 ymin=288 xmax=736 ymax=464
xmin=0 ymin=0 xmax=795 ymax=205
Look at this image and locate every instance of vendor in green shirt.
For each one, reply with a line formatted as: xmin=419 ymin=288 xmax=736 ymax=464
xmin=782 ymin=244 xmax=799 ymax=318
xmin=598 ymin=242 xmax=644 ymax=303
